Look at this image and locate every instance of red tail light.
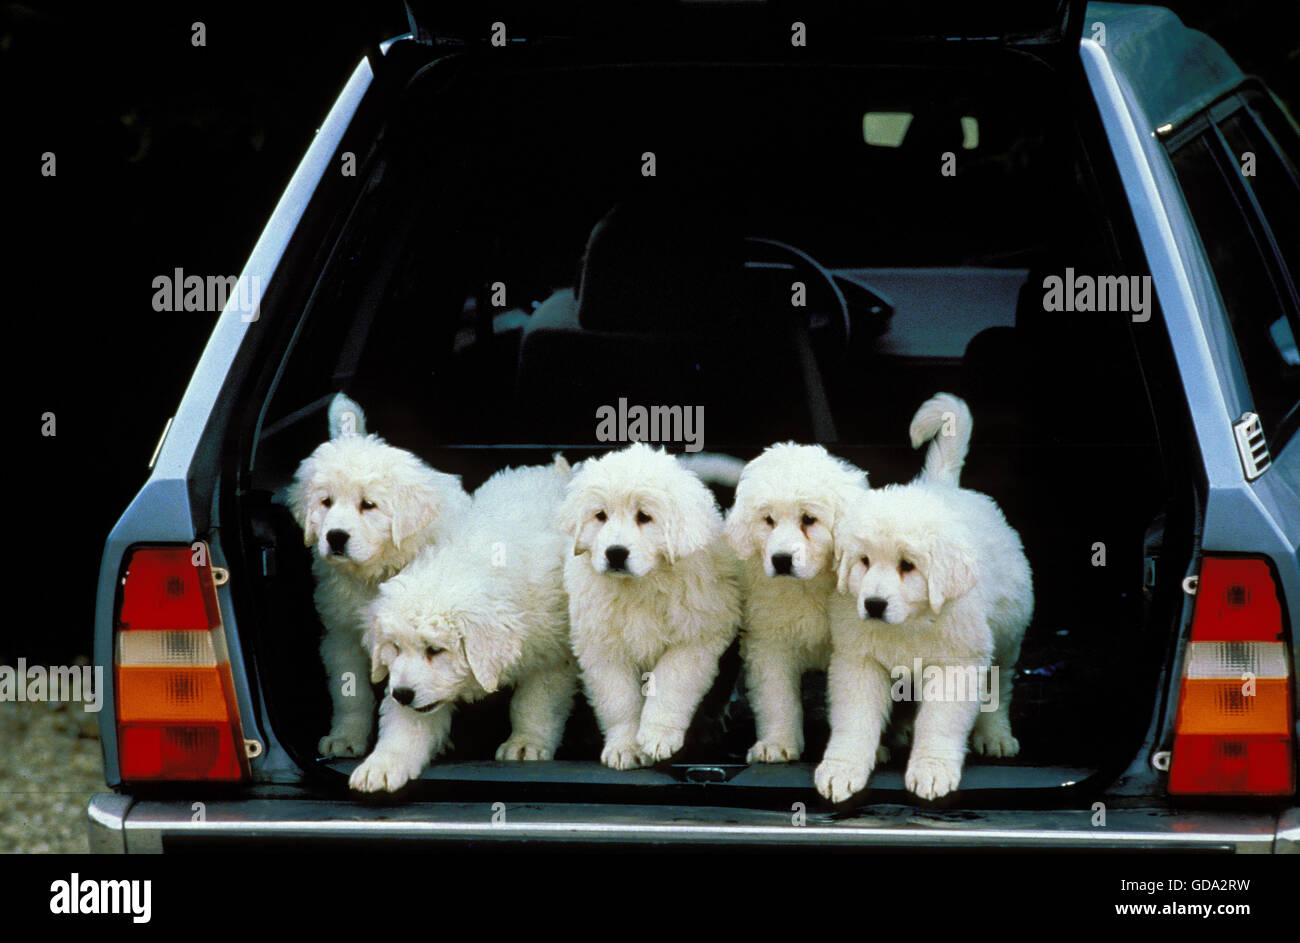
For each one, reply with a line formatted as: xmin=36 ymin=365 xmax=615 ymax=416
xmin=114 ymin=546 xmax=250 ymax=782
xmin=1187 ymin=557 xmax=1284 ymax=642
xmin=1168 ymin=556 xmax=1295 ymax=796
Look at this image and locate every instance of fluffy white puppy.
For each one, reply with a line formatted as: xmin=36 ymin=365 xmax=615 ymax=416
xmin=350 ymin=456 xmax=576 ymax=793
xmin=815 ymin=478 xmax=1032 ymax=803
xmin=725 ymin=393 xmax=973 ymax=763
xmin=286 ymin=394 xmax=471 ymax=758
xmin=559 ymin=442 xmax=742 ymax=770
xmin=724 ymin=444 xmax=867 ymax=762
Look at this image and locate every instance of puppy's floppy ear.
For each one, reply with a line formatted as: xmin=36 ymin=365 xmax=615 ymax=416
xmin=286 ymin=456 xmax=319 ymax=547
xmin=827 ymin=479 xmax=867 ymax=534
xmin=723 ymin=494 xmax=761 ymax=560
xmin=360 ymin=617 xmax=390 ymax=684
xmin=835 ymin=546 xmax=855 ymax=595
xmin=556 ymin=482 xmax=592 ymax=556
xmin=328 ymin=393 xmax=367 ymax=439
xmin=921 ymin=534 xmax=977 ymax=614
xmin=390 ymin=460 xmax=468 ymax=551
xmin=660 ymin=472 xmax=722 ymax=565
xmin=460 ymin=616 xmax=523 ymax=695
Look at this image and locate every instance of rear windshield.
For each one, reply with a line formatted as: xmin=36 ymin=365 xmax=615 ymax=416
xmin=263 ymin=55 xmax=1145 ymax=457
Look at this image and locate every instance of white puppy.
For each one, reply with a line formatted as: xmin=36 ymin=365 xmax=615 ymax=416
xmin=725 ymin=393 xmax=973 ymax=763
xmin=815 ymin=475 xmax=1032 ymax=803
xmin=724 ymin=444 xmax=867 ymax=762
xmin=286 ymin=394 xmax=471 ymax=758
xmin=559 ymin=442 xmax=742 ymax=770
xmin=350 ymin=456 xmax=576 ymax=793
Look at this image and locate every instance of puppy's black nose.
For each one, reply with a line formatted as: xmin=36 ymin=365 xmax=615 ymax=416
xmin=392 ymin=687 xmax=415 ymax=706
xmin=771 ymin=553 xmax=794 ymax=575
xmin=605 ymin=546 xmax=629 ymax=570
xmin=863 ymin=598 xmax=887 ymax=620
xmin=326 ymin=529 xmax=350 ymax=554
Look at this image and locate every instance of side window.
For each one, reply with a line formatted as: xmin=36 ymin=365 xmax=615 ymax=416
xmin=1219 ymin=100 xmax=1300 ymax=306
xmin=1168 ymin=103 xmax=1300 ymax=441
xmin=1247 ymin=95 xmax=1300 ymax=282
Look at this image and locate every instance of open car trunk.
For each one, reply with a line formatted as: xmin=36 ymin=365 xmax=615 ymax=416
xmin=224 ymin=29 xmax=1192 ymax=809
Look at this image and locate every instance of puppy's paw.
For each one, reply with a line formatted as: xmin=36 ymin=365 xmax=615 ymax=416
xmin=746 ymin=739 xmax=802 ymax=763
xmin=349 ymin=751 xmax=423 ymax=793
xmin=971 ymin=728 xmax=1020 ymax=758
xmin=318 ymin=719 xmax=370 ymax=757
xmin=601 ymin=738 xmax=650 ymax=771
xmin=905 ymin=755 xmax=963 ymax=800
xmin=495 ymin=737 xmax=553 ymax=762
xmin=636 ymin=722 xmax=686 ymax=762
xmin=814 ymin=756 xmax=872 ymax=803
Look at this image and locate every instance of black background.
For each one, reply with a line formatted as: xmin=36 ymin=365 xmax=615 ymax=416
xmin=3 ymin=1 xmax=1296 ymax=664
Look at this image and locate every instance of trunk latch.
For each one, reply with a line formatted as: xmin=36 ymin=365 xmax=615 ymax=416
xmin=673 ymin=765 xmax=744 ymax=784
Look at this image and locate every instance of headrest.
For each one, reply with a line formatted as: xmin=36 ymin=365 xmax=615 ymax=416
xmin=1017 ymin=261 xmax=1125 ymax=337
xmin=575 ymin=201 xmax=746 ymax=334
xmin=1015 ymin=266 xmax=1052 ymax=331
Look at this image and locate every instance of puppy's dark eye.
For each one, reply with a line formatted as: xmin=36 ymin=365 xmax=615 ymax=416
xmin=359 ymin=499 xmax=376 ymax=512
xmin=764 ymin=515 xmax=775 ymax=527
xmin=861 ymin=556 xmax=871 ymax=568
xmin=801 ymin=514 xmax=817 ymax=528
xmin=899 ymin=559 xmax=915 ymax=573
xmin=636 ymin=510 xmax=652 ymax=525
xmin=321 ymin=497 xmax=332 ymax=508
xmin=595 ymin=510 xmax=607 ymax=523
xmin=425 ymin=646 xmax=444 ymax=660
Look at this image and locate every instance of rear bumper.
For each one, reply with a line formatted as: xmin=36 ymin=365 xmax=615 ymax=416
xmin=87 ymin=793 xmax=1296 ymax=853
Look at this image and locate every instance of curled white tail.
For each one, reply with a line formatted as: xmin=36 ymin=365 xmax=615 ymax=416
xmin=677 ymin=452 xmax=746 ymax=488
xmin=328 ymin=393 xmax=368 ymax=439
xmin=909 ymin=393 xmax=972 ymax=487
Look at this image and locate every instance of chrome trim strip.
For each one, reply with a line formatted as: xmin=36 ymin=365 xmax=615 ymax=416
xmin=114 ymin=799 xmax=1280 ymax=852
xmin=85 ymin=793 xmax=133 ymax=854
xmin=1276 ymin=807 xmax=1300 ymax=853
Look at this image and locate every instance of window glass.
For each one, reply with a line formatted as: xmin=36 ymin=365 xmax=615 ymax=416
xmin=1169 ymin=133 xmax=1300 ymax=436
xmin=1219 ymin=111 xmax=1300 ymax=303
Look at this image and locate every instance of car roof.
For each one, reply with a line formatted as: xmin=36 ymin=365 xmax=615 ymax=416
xmin=1088 ymin=2 xmax=1244 ymax=131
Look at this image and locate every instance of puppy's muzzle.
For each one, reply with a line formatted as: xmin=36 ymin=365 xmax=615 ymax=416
xmin=391 ymin=689 xmax=442 ymax=713
xmin=605 ymin=545 xmax=630 ymax=572
xmin=326 ymin=529 xmax=350 ymax=556
xmin=771 ymin=553 xmax=794 ymax=576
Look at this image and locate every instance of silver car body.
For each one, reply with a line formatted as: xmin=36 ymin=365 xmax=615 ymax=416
xmin=88 ymin=5 xmax=1300 ymax=851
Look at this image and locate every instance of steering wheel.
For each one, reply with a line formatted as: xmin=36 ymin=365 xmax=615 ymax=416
xmin=742 ymin=236 xmax=847 ymax=442
xmin=743 ymin=236 xmax=852 ymax=352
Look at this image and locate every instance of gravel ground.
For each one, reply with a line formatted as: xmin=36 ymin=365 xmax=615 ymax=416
xmin=0 ymin=695 xmax=108 ymax=854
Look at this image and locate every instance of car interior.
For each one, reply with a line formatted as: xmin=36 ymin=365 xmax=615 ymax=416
xmin=235 ymin=51 xmax=1180 ymax=803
